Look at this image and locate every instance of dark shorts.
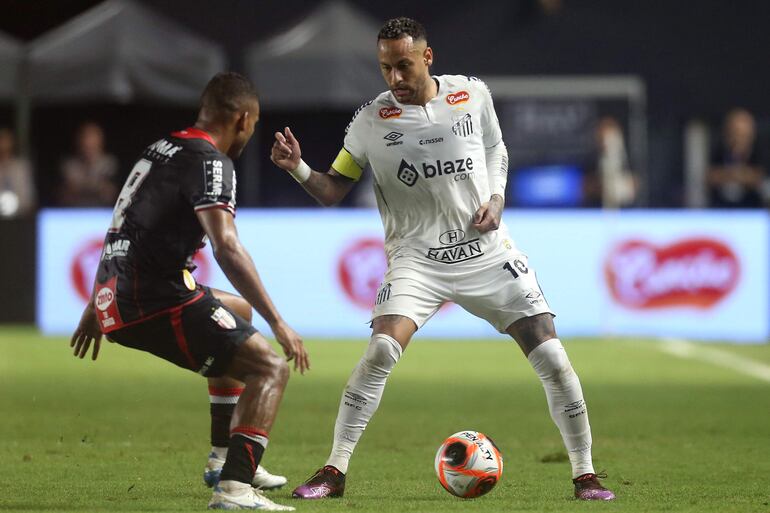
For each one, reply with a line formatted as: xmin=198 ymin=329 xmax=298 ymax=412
xmin=106 ymin=287 xmax=256 ymax=377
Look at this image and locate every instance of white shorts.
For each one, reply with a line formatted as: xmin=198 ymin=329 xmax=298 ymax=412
xmin=371 ymin=250 xmax=554 ymax=333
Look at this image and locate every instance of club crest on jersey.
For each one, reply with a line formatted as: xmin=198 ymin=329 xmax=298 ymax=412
xmin=446 ymin=90 xmax=470 ymax=105
xmin=375 ymin=282 xmax=392 ymax=305
xmin=379 ymin=106 xmax=402 ymax=119
xmin=211 ymin=307 xmax=236 ymax=330
xmin=452 ymin=113 xmax=474 ymax=137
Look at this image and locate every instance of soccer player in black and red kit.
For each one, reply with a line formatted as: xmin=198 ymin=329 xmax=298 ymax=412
xmin=70 ymin=72 xmax=306 ymax=511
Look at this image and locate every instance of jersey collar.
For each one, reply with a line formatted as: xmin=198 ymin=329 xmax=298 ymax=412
xmin=170 ymin=127 xmax=216 ymax=148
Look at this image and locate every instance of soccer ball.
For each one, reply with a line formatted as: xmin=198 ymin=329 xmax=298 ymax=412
xmin=434 ymin=430 xmax=503 ymax=498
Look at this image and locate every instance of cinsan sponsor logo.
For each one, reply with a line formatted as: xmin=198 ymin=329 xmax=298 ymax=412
xmin=427 ymin=239 xmax=484 ymax=264
xmin=419 ymin=137 xmax=444 ymax=145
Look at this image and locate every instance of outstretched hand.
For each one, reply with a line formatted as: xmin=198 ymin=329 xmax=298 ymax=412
xmin=270 ymin=127 xmax=302 ymax=172
xmin=271 ymin=320 xmax=310 ymax=374
xmin=70 ymin=305 xmax=103 ymax=360
xmin=472 ymin=195 xmax=504 ymax=233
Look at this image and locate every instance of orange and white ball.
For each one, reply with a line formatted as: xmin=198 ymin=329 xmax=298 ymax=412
xmin=434 ymin=430 xmax=503 ymax=498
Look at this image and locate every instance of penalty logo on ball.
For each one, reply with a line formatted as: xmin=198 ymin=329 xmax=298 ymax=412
xmin=434 ymin=430 xmax=502 ymax=498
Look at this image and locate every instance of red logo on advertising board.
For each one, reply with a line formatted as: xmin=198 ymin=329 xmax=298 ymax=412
xmin=71 ymin=239 xmax=105 ymax=302
xmin=336 ymin=238 xmax=455 ymax=313
xmin=604 ymin=238 xmax=740 ymax=309
xmin=446 ymin=90 xmax=470 ymax=105
xmin=337 ymin=238 xmax=387 ymax=309
xmin=379 ymin=106 xmax=403 ymax=119
xmin=70 ymin=237 xmax=211 ymax=303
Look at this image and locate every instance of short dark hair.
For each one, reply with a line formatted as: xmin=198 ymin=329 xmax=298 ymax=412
xmin=377 ymin=17 xmax=427 ymax=42
xmin=200 ymin=72 xmax=259 ymax=116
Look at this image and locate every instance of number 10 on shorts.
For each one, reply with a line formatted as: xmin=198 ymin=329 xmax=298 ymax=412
xmin=503 ymin=259 xmax=529 ymax=279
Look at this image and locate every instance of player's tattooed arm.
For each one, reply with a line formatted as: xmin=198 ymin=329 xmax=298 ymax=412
xmin=472 ymin=194 xmax=504 ymax=234
xmin=301 ymin=168 xmax=356 ymax=206
xmin=271 ymin=127 xmax=355 ymax=206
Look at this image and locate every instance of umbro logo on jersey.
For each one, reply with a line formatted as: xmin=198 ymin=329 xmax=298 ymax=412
xmin=452 ymin=113 xmax=474 ymax=137
xmin=383 ymin=131 xmax=403 ymax=141
xmin=446 ymin=90 xmax=470 ymax=105
xmin=383 ymin=131 xmax=404 ymax=146
xmin=379 ymin=106 xmax=402 ymax=119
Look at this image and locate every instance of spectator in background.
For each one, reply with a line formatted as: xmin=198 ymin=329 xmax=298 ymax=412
xmin=707 ymin=108 xmax=765 ymax=208
xmin=583 ymin=117 xmax=637 ymax=208
xmin=59 ymin=122 xmax=119 ymax=206
xmin=0 ymin=127 xmax=36 ymax=218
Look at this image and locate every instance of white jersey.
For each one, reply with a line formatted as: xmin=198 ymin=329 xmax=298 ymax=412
xmin=335 ymin=75 xmax=513 ymax=267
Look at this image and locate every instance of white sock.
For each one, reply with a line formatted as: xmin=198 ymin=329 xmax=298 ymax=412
xmin=211 ymin=446 xmax=228 ymax=460
xmin=326 ymin=333 xmax=402 ymax=474
xmin=527 ymin=338 xmax=595 ymax=478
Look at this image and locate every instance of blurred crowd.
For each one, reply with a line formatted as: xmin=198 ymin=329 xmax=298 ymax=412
xmin=707 ymin=109 xmax=766 ymax=209
xmin=0 ymin=107 xmax=767 ymax=218
xmin=0 ymin=120 xmax=119 ymax=218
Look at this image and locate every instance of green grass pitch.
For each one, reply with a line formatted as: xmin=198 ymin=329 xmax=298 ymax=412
xmin=0 ymin=326 xmax=769 ymax=512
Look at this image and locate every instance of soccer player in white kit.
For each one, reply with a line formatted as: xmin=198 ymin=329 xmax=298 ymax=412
xmin=271 ymin=17 xmax=615 ymax=502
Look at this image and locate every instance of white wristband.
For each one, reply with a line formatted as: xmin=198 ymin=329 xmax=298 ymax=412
xmin=288 ymin=159 xmax=312 ymax=184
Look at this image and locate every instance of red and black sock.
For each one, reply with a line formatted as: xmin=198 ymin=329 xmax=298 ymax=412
xmin=209 ymin=386 xmax=243 ymax=448
xmin=219 ymin=427 xmax=269 ymax=484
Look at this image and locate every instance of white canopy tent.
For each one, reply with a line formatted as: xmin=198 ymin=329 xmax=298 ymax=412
xmin=26 ymin=0 xmax=225 ymax=105
xmin=244 ymin=0 xmax=384 ymax=108
xmin=10 ymin=0 xmax=226 ymax=155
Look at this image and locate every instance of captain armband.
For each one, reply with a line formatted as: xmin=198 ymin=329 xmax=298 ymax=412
xmin=331 ymin=148 xmax=363 ymax=182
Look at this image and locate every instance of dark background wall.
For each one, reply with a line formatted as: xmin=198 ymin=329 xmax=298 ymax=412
xmin=0 ymin=218 xmax=36 ymax=322
xmin=1 ymin=0 xmax=768 ymax=207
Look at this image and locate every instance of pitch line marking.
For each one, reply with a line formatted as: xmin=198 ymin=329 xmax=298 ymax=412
xmin=659 ymin=337 xmax=770 ymax=383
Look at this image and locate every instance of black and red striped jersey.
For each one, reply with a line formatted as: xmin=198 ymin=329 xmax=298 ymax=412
xmin=93 ymin=128 xmax=236 ymax=332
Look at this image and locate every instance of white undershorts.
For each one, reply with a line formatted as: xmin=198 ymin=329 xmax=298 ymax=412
xmin=371 ymin=248 xmax=554 ymax=333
